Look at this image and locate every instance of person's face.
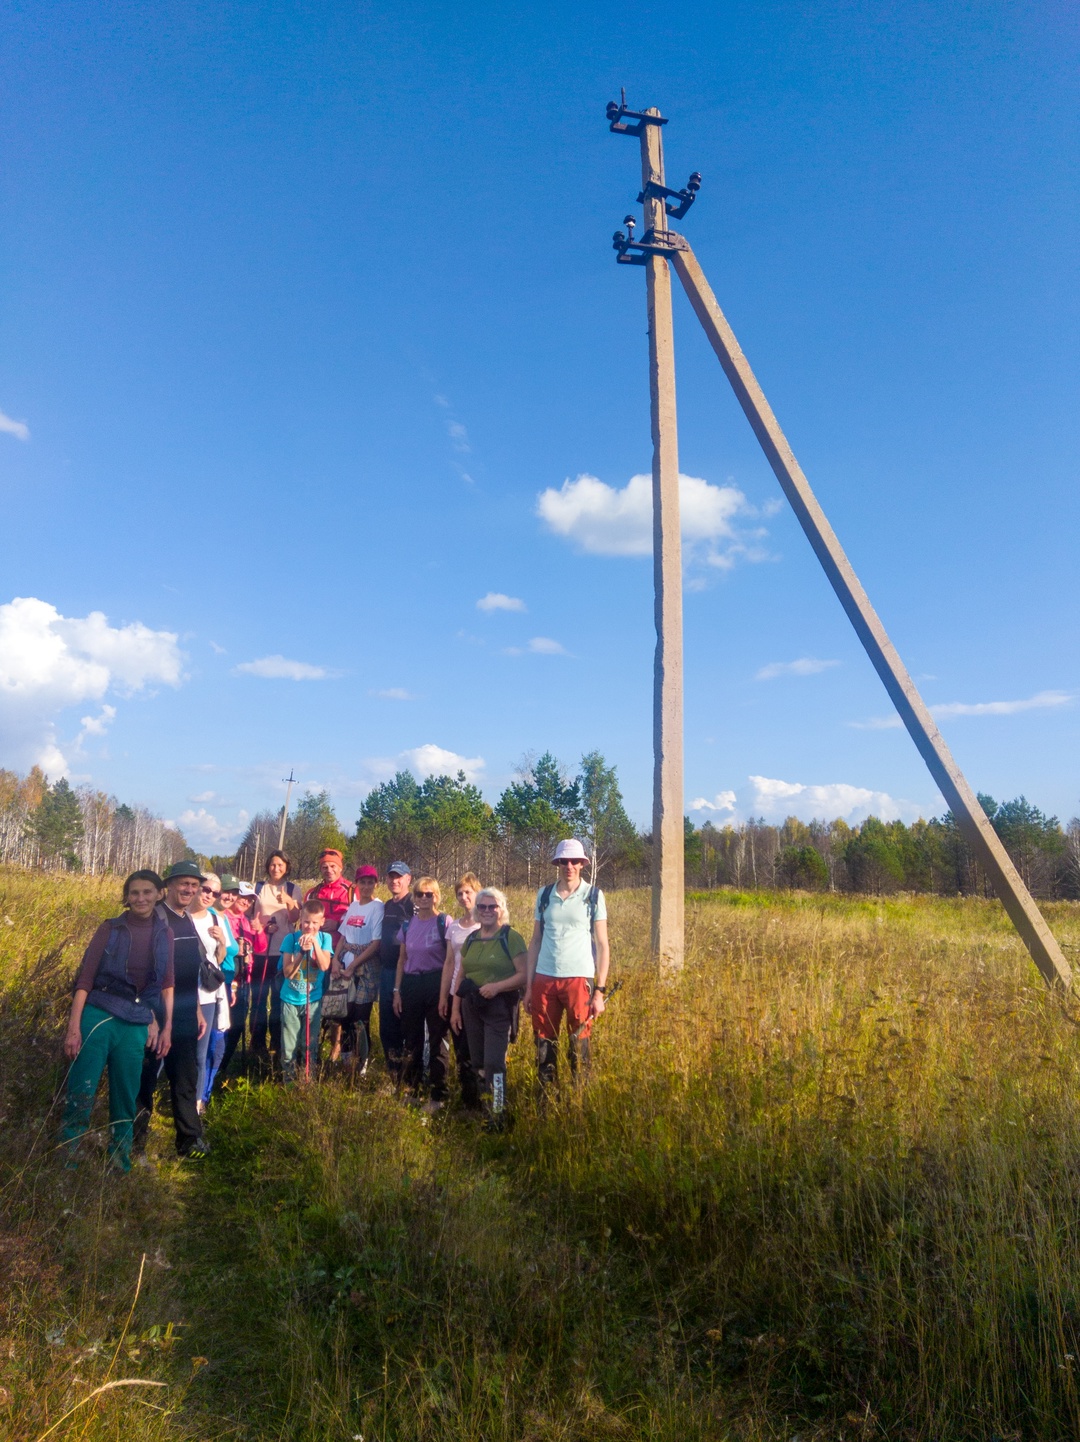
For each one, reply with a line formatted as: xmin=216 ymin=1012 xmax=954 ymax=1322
xmin=388 ymin=871 xmax=411 ymax=899
xmin=356 ymin=877 xmax=376 ymax=902
xmin=199 ymin=881 xmax=222 ymax=911
xmin=167 ymin=877 xmax=201 ymax=911
xmin=476 ymin=898 xmax=500 ymax=928
xmin=220 ymin=890 xmax=238 ymax=911
xmin=300 ymin=911 xmax=323 ymax=935
xmin=126 ymin=880 xmax=162 ymax=918
xmin=557 ymin=858 xmax=585 ymax=883
xmin=267 ymin=857 xmax=287 ymax=882
xmin=456 ymin=885 xmax=476 ymax=912
xmin=236 ymin=895 xmax=254 ymax=914
xmin=320 ymin=856 xmax=342 ymax=883
xmin=413 ymin=886 xmax=437 ymax=916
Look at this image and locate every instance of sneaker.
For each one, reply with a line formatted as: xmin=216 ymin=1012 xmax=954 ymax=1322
xmin=180 ymin=1141 xmax=210 ymax=1160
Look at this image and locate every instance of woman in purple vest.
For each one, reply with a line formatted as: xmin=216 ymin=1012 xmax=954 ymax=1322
xmin=60 ymin=870 xmax=175 ymax=1172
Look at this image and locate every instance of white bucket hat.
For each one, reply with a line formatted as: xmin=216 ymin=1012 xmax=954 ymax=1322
xmin=551 ymin=838 xmax=590 ymax=863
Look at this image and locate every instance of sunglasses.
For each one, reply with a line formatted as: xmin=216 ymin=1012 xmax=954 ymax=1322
xmin=414 ymin=890 xmax=436 ymax=899
xmin=476 ymin=903 xmax=499 ymax=912
xmin=201 ymin=886 xmax=222 ymax=897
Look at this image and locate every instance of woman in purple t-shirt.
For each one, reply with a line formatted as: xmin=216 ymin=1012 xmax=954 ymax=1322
xmin=392 ymin=875 xmax=450 ymax=1108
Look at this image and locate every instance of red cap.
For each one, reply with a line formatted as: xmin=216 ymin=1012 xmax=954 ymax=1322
xmin=318 ymin=848 xmax=344 ymax=863
xmin=355 ymin=864 xmax=378 ymax=879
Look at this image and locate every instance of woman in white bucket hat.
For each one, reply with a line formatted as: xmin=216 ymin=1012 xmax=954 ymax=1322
xmin=523 ymin=838 xmax=610 ymax=1086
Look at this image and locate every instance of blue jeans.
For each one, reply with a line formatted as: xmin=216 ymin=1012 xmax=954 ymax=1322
xmin=378 ymin=967 xmax=405 ymax=1079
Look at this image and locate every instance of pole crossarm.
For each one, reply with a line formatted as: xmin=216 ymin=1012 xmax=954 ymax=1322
xmin=669 ymin=242 xmax=1071 ymax=991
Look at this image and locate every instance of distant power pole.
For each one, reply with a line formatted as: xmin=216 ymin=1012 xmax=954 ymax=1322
xmin=608 ymin=95 xmax=686 ymax=973
xmin=606 ymin=96 xmax=1071 ymax=992
xmin=278 ymin=769 xmax=296 ymax=851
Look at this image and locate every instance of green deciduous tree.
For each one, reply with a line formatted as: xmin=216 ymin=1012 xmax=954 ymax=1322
xmin=579 ymin=751 xmax=639 ymax=884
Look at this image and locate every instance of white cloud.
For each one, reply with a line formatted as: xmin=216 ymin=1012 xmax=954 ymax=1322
xmin=690 ymin=774 xmax=921 ymax=824
xmin=448 ymin=421 xmax=470 ymax=453
xmin=371 ymin=688 xmax=417 ymax=701
xmin=850 ymin=689 xmax=1071 ymax=730
xmin=0 ymin=409 xmax=29 ymax=442
xmin=756 ymin=657 xmax=840 ymax=681
xmin=78 ymin=703 xmax=117 ymax=738
xmin=401 ymin=744 xmax=485 ymax=784
xmin=209 ymin=641 xmax=227 ymax=655
xmin=477 ymin=592 xmax=526 ymax=613
xmin=536 ymin=471 xmax=760 ymax=567
xmin=690 ymin=790 xmax=737 ymax=813
xmin=0 ymin=596 xmax=182 ymax=774
xmin=177 ymin=807 xmax=243 ymax=850
xmin=527 ymin=637 xmax=566 ymax=655
xmin=234 ymin=654 xmax=336 ymax=681
xmin=189 ymin=790 xmax=217 ymax=803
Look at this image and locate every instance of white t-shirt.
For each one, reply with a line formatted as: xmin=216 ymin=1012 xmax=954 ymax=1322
xmin=191 ymin=909 xmax=231 ymax=1027
xmin=447 ymin=916 xmax=480 ymax=995
xmin=338 ymin=898 xmax=384 ymax=966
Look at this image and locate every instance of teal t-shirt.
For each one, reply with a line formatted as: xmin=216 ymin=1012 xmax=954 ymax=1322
xmin=277 ymin=930 xmax=333 ymax=1006
xmin=534 ymin=883 xmax=606 ymax=979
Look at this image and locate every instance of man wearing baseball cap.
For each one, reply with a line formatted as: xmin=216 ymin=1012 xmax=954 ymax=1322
xmin=329 ymin=864 xmax=384 ymax=1069
xmin=377 ymin=861 xmax=413 ymax=1080
xmin=524 ymin=839 xmax=611 ymax=1086
xmin=134 ymin=860 xmax=210 ymax=1159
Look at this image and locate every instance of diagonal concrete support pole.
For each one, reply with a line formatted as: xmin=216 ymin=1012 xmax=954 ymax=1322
xmin=670 ymin=243 xmax=1071 ymax=989
xmin=640 ymin=110 xmax=685 ymax=973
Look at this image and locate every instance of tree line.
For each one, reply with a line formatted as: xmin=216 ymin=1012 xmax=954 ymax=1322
xmin=4 ymin=756 xmax=1077 ymax=900
xmin=0 ymin=768 xmax=189 ymax=875
xmin=230 ymin=755 xmax=1080 ymax=900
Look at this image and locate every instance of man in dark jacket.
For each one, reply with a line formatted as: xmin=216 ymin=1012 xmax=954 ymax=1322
xmin=377 ymin=861 xmax=413 ymax=1081
xmin=133 ymin=860 xmax=209 ymax=1159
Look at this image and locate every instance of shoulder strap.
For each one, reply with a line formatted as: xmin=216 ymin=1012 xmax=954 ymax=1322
xmin=588 ymin=886 xmax=599 ymax=936
xmin=538 ymin=883 xmax=555 ymax=933
xmin=498 ymin=925 xmax=514 ymax=963
xmin=437 ymin=913 xmax=447 ymax=942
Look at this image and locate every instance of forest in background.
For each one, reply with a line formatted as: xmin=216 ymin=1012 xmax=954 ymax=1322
xmin=3 ymin=754 xmax=1078 ymax=899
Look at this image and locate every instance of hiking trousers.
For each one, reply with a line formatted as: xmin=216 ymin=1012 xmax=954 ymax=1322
xmin=460 ymin=990 xmax=516 ymax=1087
xmin=60 ymin=1004 xmax=147 ymax=1171
xmin=400 ymin=970 xmax=450 ymax=1099
xmin=281 ymin=998 xmax=322 ymax=1081
xmin=134 ymin=1032 xmax=203 ymax=1156
xmin=378 ymin=966 xmax=405 ymax=1078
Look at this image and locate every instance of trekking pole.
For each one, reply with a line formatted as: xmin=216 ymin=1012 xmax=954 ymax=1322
xmin=304 ymin=958 xmax=311 ymax=1081
xmin=574 ymin=980 xmax=622 ymax=1040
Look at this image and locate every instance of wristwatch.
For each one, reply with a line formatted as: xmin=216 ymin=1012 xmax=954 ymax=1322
xmin=593 ymin=985 xmax=606 ymax=995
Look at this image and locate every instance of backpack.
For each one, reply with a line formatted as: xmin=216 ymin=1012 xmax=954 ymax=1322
xmin=538 ymin=883 xmax=600 ymax=941
xmin=462 ymin=924 xmax=515 ymax=965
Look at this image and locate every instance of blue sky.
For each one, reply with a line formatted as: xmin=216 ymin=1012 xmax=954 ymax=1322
xmin=1 ymin=0 xmax=1077 ymax=851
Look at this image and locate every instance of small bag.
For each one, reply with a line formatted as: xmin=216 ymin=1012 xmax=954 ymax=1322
xmin=200 ymin=957 xmax=226 ymax=992
xmin=321 ymin=974 xmax=356 ymax=1020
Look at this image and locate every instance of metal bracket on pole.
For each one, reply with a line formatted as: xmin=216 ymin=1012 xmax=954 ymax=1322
xmin=612 ymin=222 xmax=690 ymax=266
xmin=637 ymin=175 xmax=702 ymax=220
xmin=606 ymin=91 xmax=669 ymax=136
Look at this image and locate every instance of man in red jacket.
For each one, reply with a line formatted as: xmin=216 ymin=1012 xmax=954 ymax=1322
xmin=304 ymin=849 xmax=354 ymax=946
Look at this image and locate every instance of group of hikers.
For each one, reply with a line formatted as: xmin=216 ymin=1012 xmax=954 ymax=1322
xmin=59 ymin=840 xmax=611 ymax=1170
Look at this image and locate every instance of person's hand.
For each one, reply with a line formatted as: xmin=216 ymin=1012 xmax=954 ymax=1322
xmin=299 ymin=932 xmax=315 ymax=953
xmin=438 ymin=995 xmax=449 ymax=1019
xmin=208 ymin=923 xmax=224 ymax=944
xmin=479 ymin=982 xmax=499 ymax=999
xmin=156 ymin=1025 xmax=172 ymax=1058
xmin=63 ymin=1024 xmax=82 ymax=1060
xmin=392 ymin=990 xmax=402 ymax=1017
xmin=231 ymin=981 xmax=239 ymax=1005
xmin=147 ymin=1018 xmax=159 ymax=1051
xmin=450 ymin=1000 xmax=462 ymax=1034
xmin=590 ymin=989 xmax=606 ymax=1018
xmin=197 ymin=1011 xmax=208 ymax=1040
xmin=523 ymin=989 xmax=533 ymax=1015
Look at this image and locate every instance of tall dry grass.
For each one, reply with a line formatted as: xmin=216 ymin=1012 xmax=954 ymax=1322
xmin=3 ymin=869 xmax=1080 ymax=1438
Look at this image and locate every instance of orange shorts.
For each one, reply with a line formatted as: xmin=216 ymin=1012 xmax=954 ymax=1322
xmin=530 ymin=975 xmax=593 ymax=1042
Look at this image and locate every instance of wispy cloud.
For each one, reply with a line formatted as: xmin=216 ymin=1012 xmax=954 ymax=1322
xmin=477 ymin=592 xmax=526 ymax=613
xmin=504 ymin=637 xmax=568 ymax=657
xmin=0 ymin=409 xmax=30 ymax=442
xmin=850 ymin=689 xmax=1071 ymax=730
xmin=447 ymin=421 xmax=470 ymax=453
xmin=370 ymin=687 xmax=417 ymax=701
xmin=234 ymin=654 xmax=337 ymax=681
xmin=537 ymin=471 xmax=769 ymax=570
xmin=756 ymin=657 xmax=840 ymax=681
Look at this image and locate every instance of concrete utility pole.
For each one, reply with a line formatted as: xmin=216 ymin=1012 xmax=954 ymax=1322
xmin=278 ymin=769 xmax=296 ymax=852
xmin=607 ymin=97 xmax=1071 ymax=991
xmin=609 ymin=97 xmax=686 ymax=972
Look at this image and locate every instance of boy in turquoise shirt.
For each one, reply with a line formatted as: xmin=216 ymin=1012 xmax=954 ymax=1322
xmin=278 ymin=900 xmax=333 ymax=1080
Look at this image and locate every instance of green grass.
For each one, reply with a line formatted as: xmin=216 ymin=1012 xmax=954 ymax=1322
xmin=4 ymin=868 xmax=1080 ymax=1439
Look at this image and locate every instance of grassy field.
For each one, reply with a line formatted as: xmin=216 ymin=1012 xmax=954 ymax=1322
xmin=4 ymin=869 xmax=1080 ymax=1440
